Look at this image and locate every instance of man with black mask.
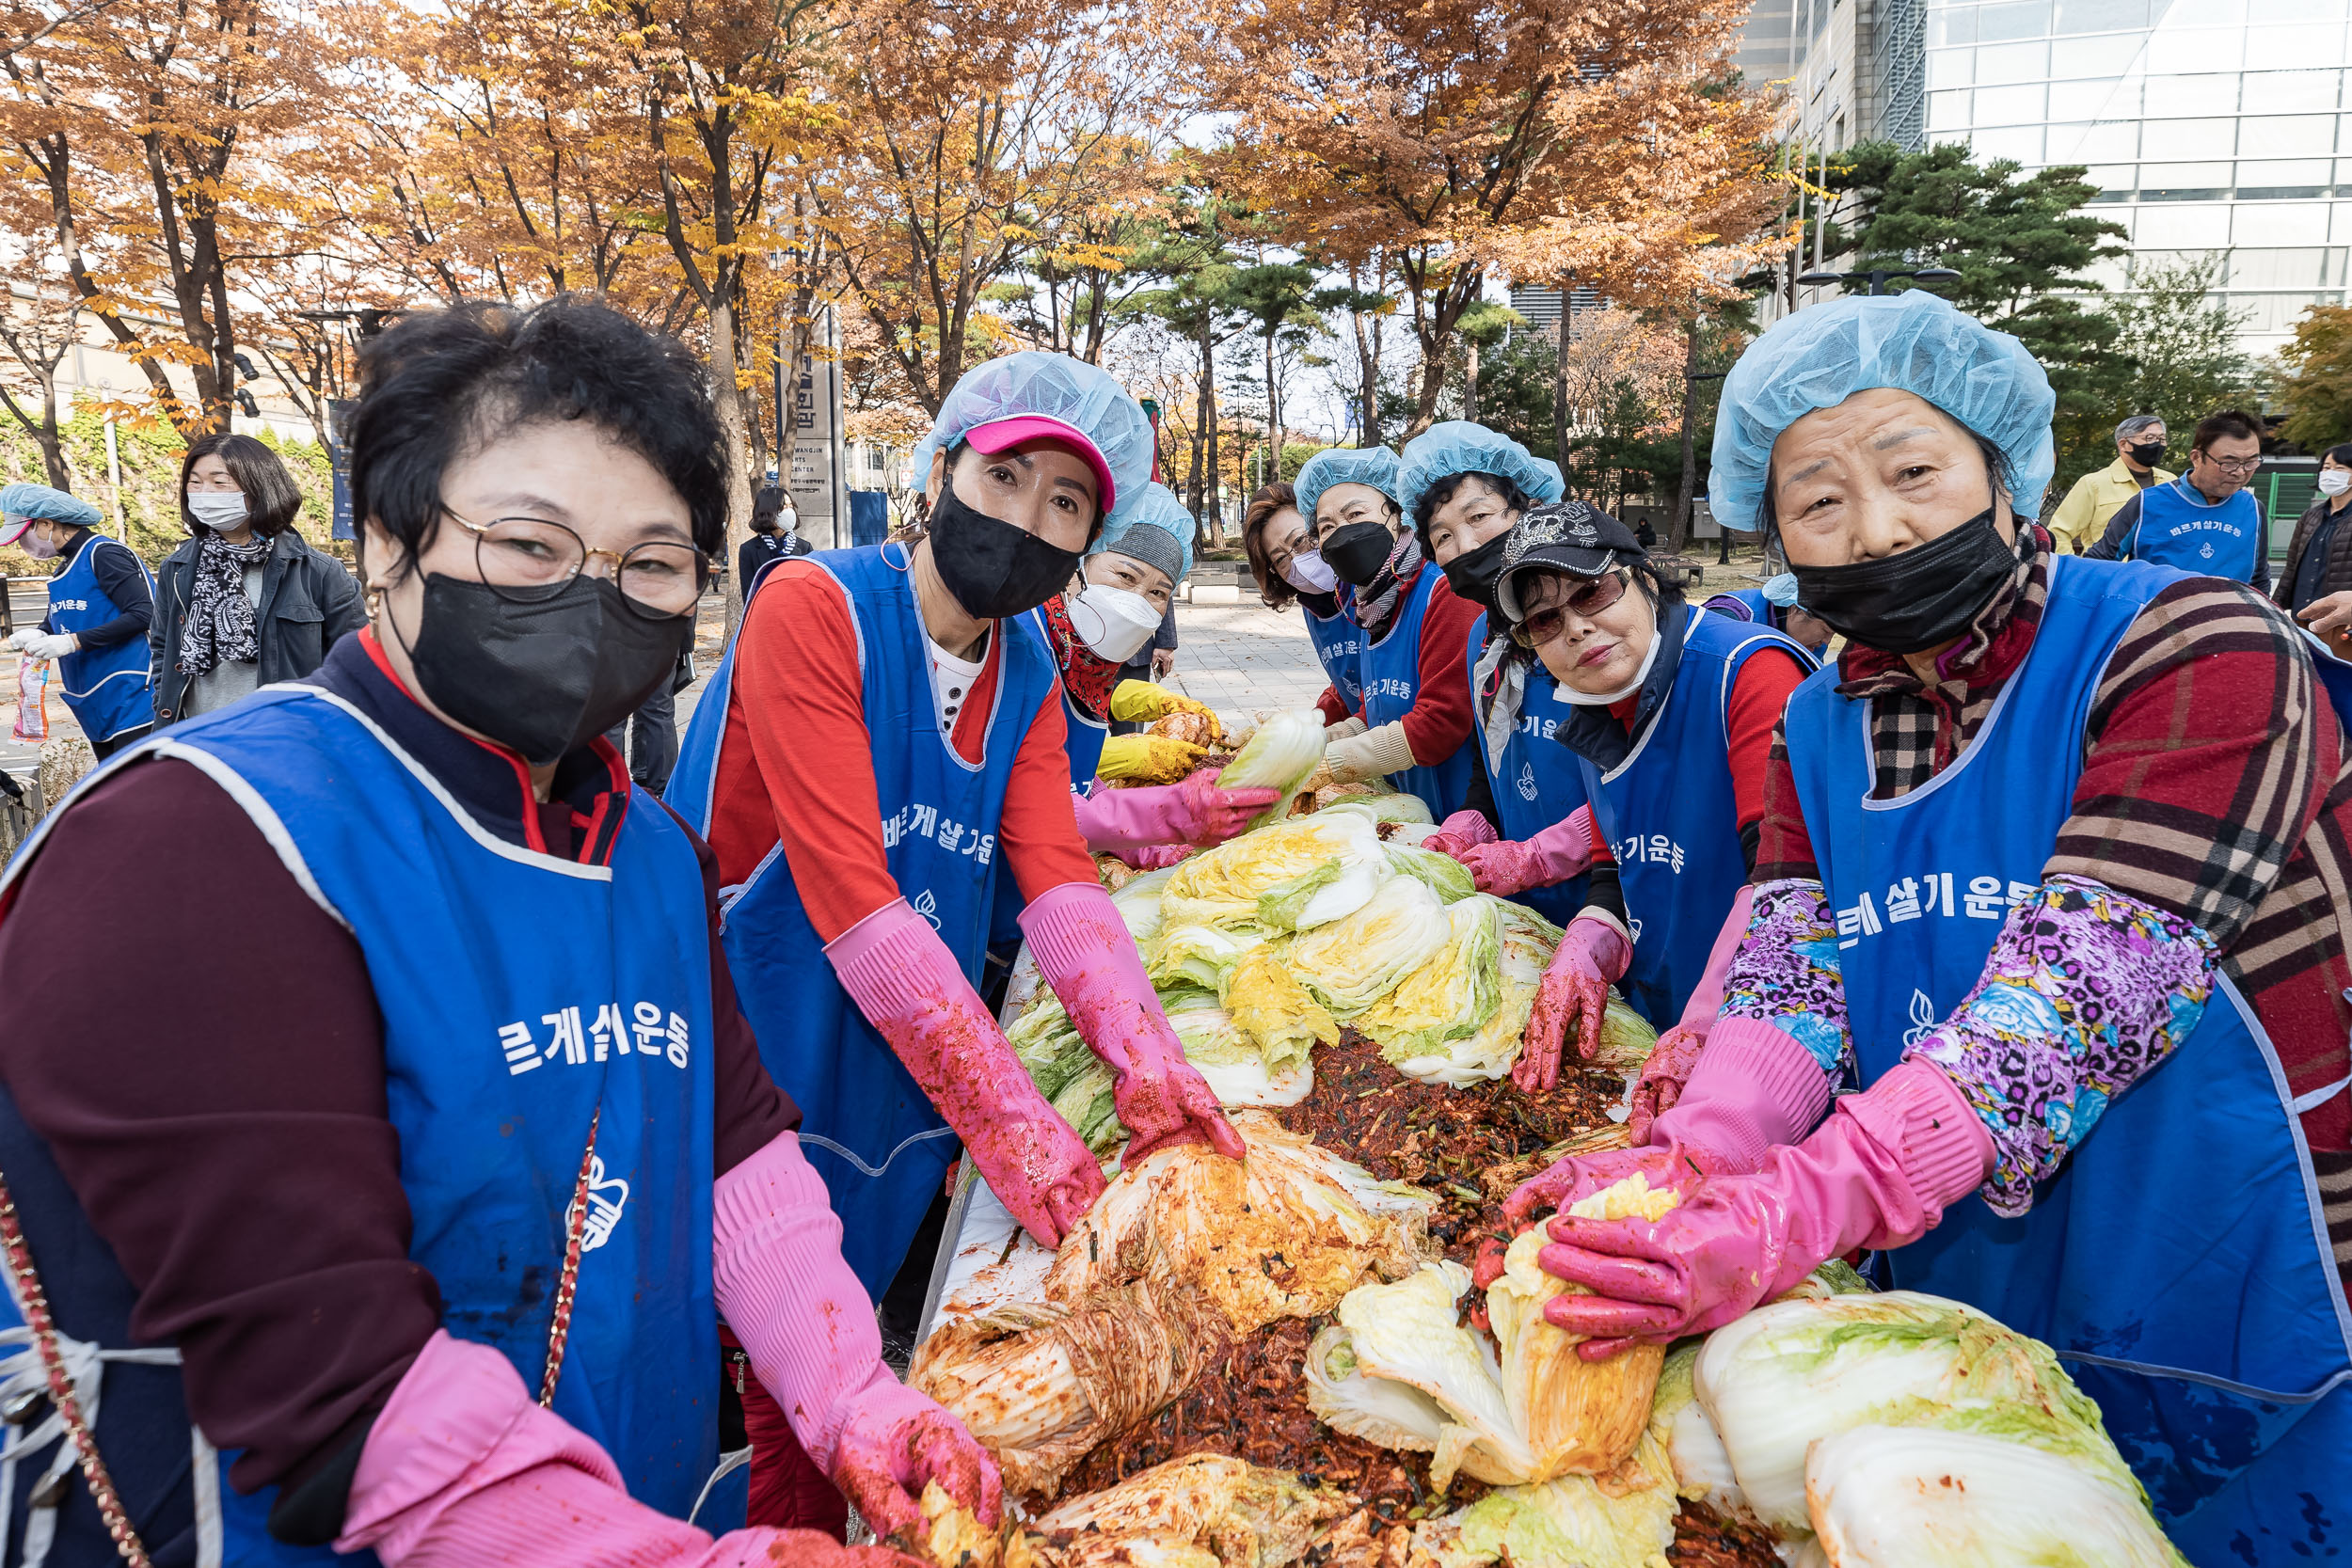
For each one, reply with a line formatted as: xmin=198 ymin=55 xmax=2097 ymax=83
xmin=666 ymin=350 xmax=1242 ymax=1528
xmin=2046 ymin=413 xmax=2171 ymax=555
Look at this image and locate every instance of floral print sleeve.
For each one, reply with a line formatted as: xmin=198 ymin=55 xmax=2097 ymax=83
xmin=1902 ymin=875 xmax=2216 ymax=1218
xmin=1718 ymin=878 xmax=1854 ymax=1081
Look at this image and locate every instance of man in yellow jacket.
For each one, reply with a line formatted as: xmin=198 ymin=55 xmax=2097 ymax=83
xmin=2047 ymin=414 xmax=2174 ymax=553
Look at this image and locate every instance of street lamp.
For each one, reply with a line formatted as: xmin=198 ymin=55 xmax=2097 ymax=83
xmin=1795 ymin=265 xmax=1962 ymax=295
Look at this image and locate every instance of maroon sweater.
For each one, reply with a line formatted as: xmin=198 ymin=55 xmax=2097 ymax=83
xmin=0 ymin=631 xmax=797 ymax=1500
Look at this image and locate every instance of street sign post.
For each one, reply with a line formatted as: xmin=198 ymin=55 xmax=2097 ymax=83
xmin=787 ymin=306 xmax=850 ymax=550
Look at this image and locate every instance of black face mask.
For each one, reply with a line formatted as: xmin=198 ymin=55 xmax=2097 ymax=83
xmin=1296 ymin=587 xmax=1340 ymax=618
xmin=1788 ymin=508 xmax=2017 ymax=655
xmin=2126 ymin=440 xmax=2166 ymax=468
xmin=1440 ymin=531 xmax=1511 ymax=610
xmin=1323 ymin=521 xmax=1395 ymax=587
xmin=405 ymin=573 xmax=691 ymax=767
xmin=928 ymin=483 xmax=1086 ymax=620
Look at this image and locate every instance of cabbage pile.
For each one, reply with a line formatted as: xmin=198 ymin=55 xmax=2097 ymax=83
xmin=1009 ymin=806 xmax=1656 ymax=1146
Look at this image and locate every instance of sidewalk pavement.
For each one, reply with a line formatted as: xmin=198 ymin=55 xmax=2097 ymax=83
xmin=1163 ymin=600 xmax=1329 ymax=718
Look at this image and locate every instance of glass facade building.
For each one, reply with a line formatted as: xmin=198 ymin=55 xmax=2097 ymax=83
xmin=1919 ymin=0 xmax=2349 ymax=351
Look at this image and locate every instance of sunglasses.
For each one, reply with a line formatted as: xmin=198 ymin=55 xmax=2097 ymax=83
xmin=1510 ymin=567 xmax=1630 ymax=648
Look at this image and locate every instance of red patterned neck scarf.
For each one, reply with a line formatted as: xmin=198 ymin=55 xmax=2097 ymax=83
xmin=1040 ymin=594 xmax=1121 ymax=721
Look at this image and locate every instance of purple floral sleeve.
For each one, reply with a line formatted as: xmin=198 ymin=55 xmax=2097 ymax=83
xmin=1718 ymin=878 xmax=1854 ymax=1081
xmin=1903 ymin=875 xmax=2216 ymax=1218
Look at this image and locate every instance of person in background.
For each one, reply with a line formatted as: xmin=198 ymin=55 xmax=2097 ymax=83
xmin=2046 ymin=414 xmax=2172 ymax=555
xmin=1293 ymin=445 xmax=1482 ymax=813
xmin=2086 ymin=407 xmax=2270 ymax=591
xmin=1241 ymin=480 xmax=1362 ymax=716
xmin=1633 ymin=516 xmax=1658 ymax=549
xmin=1 ymin=482 xmax=154 ymax=757
xmin=0 ymin=298 xmax=972 ymax=1567
xmin=151 ymin=434 xmax=365 ymax=728
xmin=739 ymin=485 xmax=809 ymax=593
xmin=1702 ymin=572 xmax=1833 ymax=658
xmin=2280 ymin=442 xmax=2352 ymax=654
xmin=1519 ymin=292 xmax=2348 ymax=1557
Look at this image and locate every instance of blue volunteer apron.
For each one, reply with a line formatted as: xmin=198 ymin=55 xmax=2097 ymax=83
xmin=2123 ymin=478 xmax=2263 ymax=582
xmin=1359 ymin=569 xmax=1475 ymax=818
xmin=45 ymin=534 xmax=152 ymax=741
xmin=0 ymin=684 xmax=720 ymax=1565
xmin=670 ymin=544 xmax=1052 ymax=1292
xmin=1465 ymin=613 xmax=1590 ymax=927
xmin=1576 ymin=607 xmax=1815 ymax=1028
xmin=1784 ymin=554 xmax=2352 ymax=1561
xmin=1305 ymin=601 xmax=1365 ymax=714
xmin=984 ymin=607 xmax=1108 ymax=954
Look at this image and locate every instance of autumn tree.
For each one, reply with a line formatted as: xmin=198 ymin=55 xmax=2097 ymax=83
xmin=2278 ymin=303 xmax=2352 ymax=455
xmin=1214 ymin=0 xmax=1784 ymax=439
xmin=810 ymin=0 xmax=1184 ymax=416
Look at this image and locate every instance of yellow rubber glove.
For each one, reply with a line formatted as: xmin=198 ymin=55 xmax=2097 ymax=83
xmin=1094 ymin=733 xmax=1208 ymax=785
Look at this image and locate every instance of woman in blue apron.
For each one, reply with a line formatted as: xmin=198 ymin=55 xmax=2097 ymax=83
xmin=1383 ymin=422 xmax=1586 ymax=926
xmin=0 ymin=300 xmax=991 ymax=1565
xmin=1241 ymin=481 xmax=1363 ymax=716
xmin=1476 ymin=507 xmax=1814 ymax=1121
xmin=1 ymin=483 xmax=154 ymax=756
xmin=1292 ymin=446 xmax=1481 ymax=816
xmin=985 ymin=485 xmax=1276 ymax=968
xmin=1533 ymin=291 xmax=2351 ymax=1562
xmin=1701 ymin=572 xmax=1832 ymax=658
xmin=668 ymin=353 xmax=1242 ymax=1300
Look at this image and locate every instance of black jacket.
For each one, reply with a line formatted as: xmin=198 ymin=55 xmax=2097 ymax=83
xmin=150 ymin=531 xmax=367 ymax=725
xmin=2278 ymin=495 xmax=2352 ymax=613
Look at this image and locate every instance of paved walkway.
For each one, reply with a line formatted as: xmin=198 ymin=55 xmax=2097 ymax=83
xmin=1163 ymin=600 xmax=1330 ymax=717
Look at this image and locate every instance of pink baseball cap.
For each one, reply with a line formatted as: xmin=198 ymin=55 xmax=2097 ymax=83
xmin=962 ymin=414 xmax=1120 ymax=517
xmin=0 ymin=516 xmax=32 ymax=547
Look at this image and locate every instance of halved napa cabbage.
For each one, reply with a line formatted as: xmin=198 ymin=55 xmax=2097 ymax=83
xmin=1308 ymin=1173 xmax=1677 ymax=1491
xmin=1223 ymin=944 xmax=1338 ymax=1075
xmin=1320 ymin=792 xmax=1437 ymax=829
xmin=1160 ymin=813 xmax=1389 ymax=934
xmin=1286 ymin=876 xmax=1455 ymax=1018
xmin=1161 ymin=987 xmax=1313 ymax=1105
xmin=1354 ymin=895 xmax=1503 ymax=1065
xmin=1147 ymin=922 xmax=1271 ymax=997
xmin=1214 ymin=708 xmax=1327 ymax=832
xmin=1110 ymin=863 xmax=1181 ymax=945
xmin=1694 ymin=1291 xmax=2154 ymax=1539
xmin=1383 ymin=842 xmax=1476 ymax=902
xmin=1412 ymin=1435 xmax=1680 ymax=1568
xmin=1646 ymin=1342 xmax=1745 ymax=1515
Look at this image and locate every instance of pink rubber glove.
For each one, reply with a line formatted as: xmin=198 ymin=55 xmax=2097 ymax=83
xmin=1072 ymin=769 xmax=1281 ymax=857
xmin=1456 ymin=804 xmax=1597 ymax=897
xmin=1021 ymin=879 xmax=1247 ymax=1166
xmin=1129 ymin=843 xmax=1193 ymax=870
xmin=1540 ymin=1062 xmax=1994 ymax=1357
xmin=337 ymin=1330 xmax=923 ymax=1568
xmin=1627 ymin=886 xmax=1753 ymax=1143
xmin=1470 ymin=1142 xmax=1730 ymax=1292
xmin=1514 ymin=910 xmax=1631 ymax=1092
xmin=827 ymin=898 xmax=1104 ymax=1250
xmin=1421 ymin=809 xmax=1499 ymax=860
xmin=1645 ymin=1015 xmax=1836 ymax=1173
xmin=713 ymin=1131 xmax=1001 ymax=1542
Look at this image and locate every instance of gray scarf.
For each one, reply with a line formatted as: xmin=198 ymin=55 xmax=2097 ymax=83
xmin=178 ymin=530 xmax=268 ymax=676
xmin=1474 ymin=631 xmax=1532 ymax=771
xmin=1353 ymin=531 xmax=1424 ymax=633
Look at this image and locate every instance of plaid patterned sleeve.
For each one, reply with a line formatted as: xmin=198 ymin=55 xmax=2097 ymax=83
xmin=1751 ymin=722 xmax=1821 ymax=884
xmin=2049 ymin=579 xmax=2325 ymax=948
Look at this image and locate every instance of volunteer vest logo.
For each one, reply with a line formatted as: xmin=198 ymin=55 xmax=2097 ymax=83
xmin=500 ymin=1001 xmax=691 ymax=1076
xmin=914 ymin=888 xmax=941 ymax=930
xmin=1902 ymin=988 xmax=1938 ymax=1050
xmin=1516 ymin=761 xmax=1539 ymax=801
xmin=882 ymin=800 xmax=998 ymax=865
xmin=1515 ymin=713 xmax=1559 ymax=742
xmin=1366 ymin=676 xmax=1416 ymax=702
xmin=577 ymin=1154 xmax=630 ymax=1252
xmin=2200 ymin=541 xmax=2215 ymax=561
xmin=1833 ymin=872 xmax=2038 ymax=949
xmin=1628 ymin=917 xmax=1644 ymax=942
xmin=1613 ymin=832 xmax=1687 ymax=873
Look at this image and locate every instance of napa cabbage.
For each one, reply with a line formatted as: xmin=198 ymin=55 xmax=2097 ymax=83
xmin=1355 ymin=895 xmax=1504 ymax=1065
xmin=1214 ymin=707 xmax=1327 ymax=831
xmin=1160 ymin=813 xmax=1388 ymax=934
xmin=1286 ymin=876 xmax=1456 ymax=1017
xmin=1414 ymin=1435 xmax=1679 ymax=1568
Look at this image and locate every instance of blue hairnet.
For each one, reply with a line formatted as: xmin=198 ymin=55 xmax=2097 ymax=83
xmin=0 ymin=483 xmax=102 ymax=529
xmin=912 ymin=351 xmax=1155 ymax=517
xmin=1708 ymin=291 xmax=2056 ymax=532
xmin=1293 ymin=446 xmax=1400 ymax=527
xmin=1395 ymin=421 xmax=1565 ymax=522
xmin=1093 ymin=482 xmax=1195 ymax=582
xmin=1761 ymin=572 xmax=1801 ymax=607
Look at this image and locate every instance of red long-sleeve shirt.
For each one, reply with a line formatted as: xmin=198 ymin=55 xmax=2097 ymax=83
xmin=704 ymin=560 xmax=1097 ymax=941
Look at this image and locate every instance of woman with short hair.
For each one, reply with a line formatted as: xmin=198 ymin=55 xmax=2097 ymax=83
xmin=1241 ymin=480 xmax=1363 ymax=714
xmin=1 ymin=482 xmax=155 ymax=755
xmin=151 ymin=432 xmax=366 ymax=726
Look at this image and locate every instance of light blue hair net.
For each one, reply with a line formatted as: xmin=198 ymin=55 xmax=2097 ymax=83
xmin=1395 ymin=421 xmax=1565 ymax=524
xmin=1093 ymin=482 xmax=1195 ymax=582
xmin=1293 ymin=446 xmax=1401 ymax=527
xmin=1708 ymin=291 xmax=2056 ymax=532
xmin=0 ymin=483 xmax=102 ymax=529
xmin=1761 ymin=572 xmax=1801 ymax=607
xmin=911 ymin=351 xmax=1155 ymax=518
